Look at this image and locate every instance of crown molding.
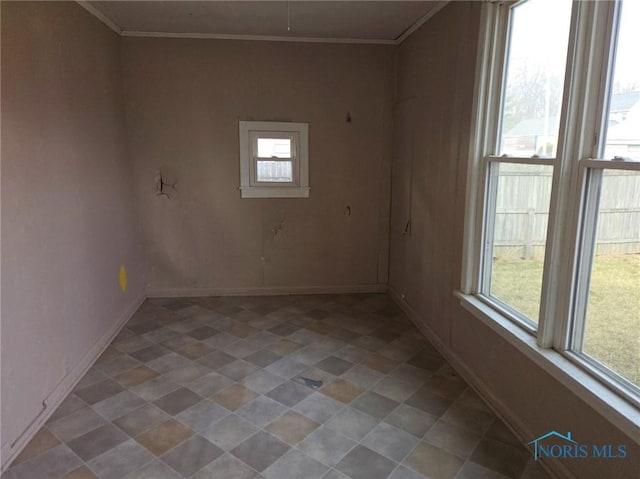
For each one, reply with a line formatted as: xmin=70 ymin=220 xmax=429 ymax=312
xmin=120 ymin=31 xmax=397 ymax=45
xmin=76 ymin=1 xmax=121 ymax=34
xmin=396 ymin=0 xmax=448 ymax=44
xmin=76 ymin=1 xmax=447 ymax=46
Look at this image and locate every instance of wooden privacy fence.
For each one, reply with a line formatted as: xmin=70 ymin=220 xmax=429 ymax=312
xmin=493 ymin=167 xmax=640 ymax=259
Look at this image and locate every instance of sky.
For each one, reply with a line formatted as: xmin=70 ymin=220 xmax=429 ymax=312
xmin=500 ymin=0 xmax=640 ymax=155
xmin=506 ymin=0 xmax=639 ymax=90
xmin=507 ymin=0 xmax=573 ymax=78
xmin=612 ymin=0 xmax=640 ymax=91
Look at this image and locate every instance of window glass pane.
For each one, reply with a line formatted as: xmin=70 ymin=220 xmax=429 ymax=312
xmin=488 ymin=162 xmax=553 ymax=323
xmin=602 ymin=0 xmax=640 ymax=161
xmin=257 ymin=160 xmax=293 ymax=182
xmin=257 ymin=138 xmax=292 ymax=158
xmin=581 ymin=170 xmax=640 ymax=388
xmin=498 ymin=0 xmax=572 ymax=157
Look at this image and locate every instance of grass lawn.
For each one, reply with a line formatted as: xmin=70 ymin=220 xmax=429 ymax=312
xmin=491 ymin=254 xmax=639 ymax=387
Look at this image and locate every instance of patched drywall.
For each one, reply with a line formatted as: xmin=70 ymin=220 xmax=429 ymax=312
xmin=121 ymin=38 xmax=394 ymax=295
xmin=1 ymin=1 xmax=145 ymax=465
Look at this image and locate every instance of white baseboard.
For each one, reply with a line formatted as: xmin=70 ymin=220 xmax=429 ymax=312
xmin=146 ymin=284 xmax=388 ymax=298
xmin=1 ymin=293 xmax=145 ymax=472
xmin=388 ymin=286 xmax=572 ymax=479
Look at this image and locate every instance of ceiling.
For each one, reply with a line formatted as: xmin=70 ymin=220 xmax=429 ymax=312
xmin=83 ymin=1 xmax=446 ymax=43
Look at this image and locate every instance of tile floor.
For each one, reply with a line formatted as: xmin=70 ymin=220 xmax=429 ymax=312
xmin=2 ymin=294 xmax=551 ymax=479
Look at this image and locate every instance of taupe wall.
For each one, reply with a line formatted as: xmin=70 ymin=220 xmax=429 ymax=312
xmin=389 ymin=3 xmax=639 ymax=478
xmin=3 ymin=2 xmax=637 ymax=476
xmin=1 ymin=2 xmax=145 ymax=464
xmin=121 ymin=38 xmax=394 ymax=295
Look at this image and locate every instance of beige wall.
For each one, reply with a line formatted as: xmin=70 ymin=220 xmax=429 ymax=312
xmin=2 ymin=2 xmax=637 ymax=476
xmin=1 ymin=2 xmax=145 ymax=465
xmin=389 ymin=3 xmax=639 ymax=478
xmin=121 ymin=38 xmax=394 ymax=295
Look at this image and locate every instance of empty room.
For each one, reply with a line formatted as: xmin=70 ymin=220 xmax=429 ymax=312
xmin=1 ymin=1 xmax=638 ymax=478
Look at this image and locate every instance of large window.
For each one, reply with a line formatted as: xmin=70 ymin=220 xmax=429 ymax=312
xmin=481 ymin=0 xmax=573 ymax=328
xmin=464 ymin=0 xmax=640 ymax=408
xmin=571 ymin=0 xmax=640 ymax=393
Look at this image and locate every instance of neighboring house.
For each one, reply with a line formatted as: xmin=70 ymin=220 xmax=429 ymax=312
xmin=504 ymin=90 xmax=640 ymax=159
xmin=605 ymin=95 xmax=640 ymax=160
xmin=608 ymin=90 xmax=640 ymax=124
xmin=503 ymin=116 xmax=560 ymax=157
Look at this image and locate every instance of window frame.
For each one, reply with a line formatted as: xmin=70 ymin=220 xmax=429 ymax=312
xmin=250 ymin=131 xmax=299 ymax=186
xmin=569 ymin=161 xmax=640 ymax=397
xmin=460 ymin=0 xmax=640 ymax=435
xmin=468 ymin=0 xmax=566 ymax=334
xmin=239 ymin=121 xmax=310 ymax=198
xmin=479 ymin=156 xmax=556 ymax=333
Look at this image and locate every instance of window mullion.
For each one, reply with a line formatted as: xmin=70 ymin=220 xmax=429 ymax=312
xmin=535 ymin=0 xmax=582 ymax=347
xmin=536 ymin=0 xmax=617 ymax=349
xmin=486 ymin=155 xmax=556 ymax=165
xmin=255 ymin=157 xmax=294 ymax=162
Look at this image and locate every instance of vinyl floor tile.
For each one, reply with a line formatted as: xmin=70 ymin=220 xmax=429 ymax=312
xmin=5 ymin=294 xmax=548 ymax=479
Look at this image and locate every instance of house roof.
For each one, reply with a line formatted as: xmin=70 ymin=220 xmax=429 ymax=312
xmin=504 ymin=91 xmax=640 ymax=139
xmin=610 ymin=91 xmax=640 ymax=112
xmin=504 ymin=117 xmax=559 ymax=138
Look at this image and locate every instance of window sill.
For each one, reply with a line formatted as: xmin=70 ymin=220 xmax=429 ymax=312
xmin=456 ymin=292 xmax=640 ymax=443
xmin=240 ymin=186 xmax=310 ymax=198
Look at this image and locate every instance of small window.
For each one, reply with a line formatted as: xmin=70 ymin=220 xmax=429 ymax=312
xmin=239 ymin=121 xmax=309 ymax=198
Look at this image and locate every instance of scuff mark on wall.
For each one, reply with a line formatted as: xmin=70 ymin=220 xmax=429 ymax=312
xmin=271 ymin=220 xmax=285 ymax=237
xmin=124 ymin=38 xmax=394 ymax=292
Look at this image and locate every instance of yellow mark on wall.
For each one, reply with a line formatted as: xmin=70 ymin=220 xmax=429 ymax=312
xmin=119 ymin=266 xmax=127 ymax=292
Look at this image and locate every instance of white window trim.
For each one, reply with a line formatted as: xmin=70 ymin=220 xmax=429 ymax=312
xmin=239 ymin=121 xmax=310 ymax=198
xmin=460 ymin=0 xmax=640 ymax=442
xmin=456 ymin=292 xmax=640 ymax=442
